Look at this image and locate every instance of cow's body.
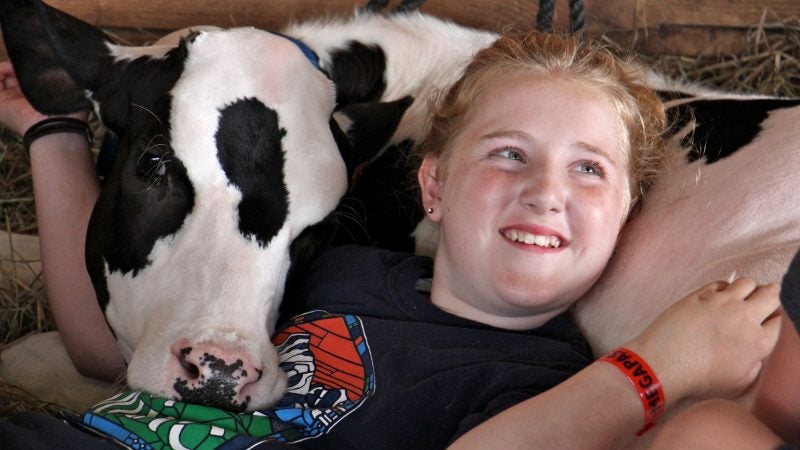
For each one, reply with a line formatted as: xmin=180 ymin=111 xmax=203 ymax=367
xmin=0 ymin=0 xmax=798 ymax=423
xmin=576 ymin=91 xmax=800 ymax=353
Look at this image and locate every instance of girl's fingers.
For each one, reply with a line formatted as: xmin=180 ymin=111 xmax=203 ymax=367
xmin=696 ymin=280 xmax=730 ymax=299
xmin=4 ymin=76 xmax=19 ymax=89
xmin=744 ymin=284 xmax=781 ymax=318
xmin=723 ymin=277 xmax=759 ymax=297
xmin=760 ymin=309 xmax=783 ymax=350
xmin=0 ymin=60 xmax=14 ymax=76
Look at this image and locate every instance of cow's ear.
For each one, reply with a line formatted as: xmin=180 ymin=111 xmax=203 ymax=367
xmin=0 ymin=0 xmax=115 ymax=114
xmin=331 ymin=95 xmax=413 ymax=176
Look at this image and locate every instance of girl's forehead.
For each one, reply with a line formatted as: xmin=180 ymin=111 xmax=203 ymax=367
xmin=462 ymin=75 xmax=627 ymax=152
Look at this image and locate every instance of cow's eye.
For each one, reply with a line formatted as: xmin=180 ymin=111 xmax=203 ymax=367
xmin=136 ymin=151 xmax=171 ymax=180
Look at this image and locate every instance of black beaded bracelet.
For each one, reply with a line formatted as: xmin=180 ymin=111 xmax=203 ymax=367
xmin=22 ymin=117 xmax=94 ymax=151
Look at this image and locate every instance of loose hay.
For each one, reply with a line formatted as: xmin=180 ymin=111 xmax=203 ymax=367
xmin=0 ymin=127 xmax=37 ymax=235
xmin=0 ymin=382 xmax=66 ymax=418
xmin=0 ymin=129 xmax=51 ymax=345
xmin=0 ymin=16 xmax=798 ymax=418
xmin=647 ymin=12 xmax=800 ymax=97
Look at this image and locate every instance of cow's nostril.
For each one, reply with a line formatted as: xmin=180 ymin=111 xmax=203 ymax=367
xmin=178 ymin=347 xmax=200 ymax=379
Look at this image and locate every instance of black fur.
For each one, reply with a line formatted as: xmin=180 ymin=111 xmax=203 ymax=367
xmin=0 ymin=0 xmax=111 ymax=113
xmin=666 ymin=98 xmax=800 ymax=164
xmin=336 ymin=139 xmax=422 ymax=253
xmin=328 ymin=41 xmax=387 ymax=107
xmin=216 ymin=99 xmax=290 ymax=247
xmin=782 ymin=248 xmax=800 ymax=332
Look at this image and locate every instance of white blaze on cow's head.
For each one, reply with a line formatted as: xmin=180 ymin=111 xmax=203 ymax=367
xmin=1 ymin=0 xmax=409 ymax=411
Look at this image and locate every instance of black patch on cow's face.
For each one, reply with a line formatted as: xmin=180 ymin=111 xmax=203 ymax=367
xmin=667 ymin=98 xmax=800 ymax=164
xmin=215 ymin=98 xmax=289 ymax=247
xmin=328 ymin=41 xmax=387 ymax=107
xmin=86 ymin=47 xmax=194 ymax=310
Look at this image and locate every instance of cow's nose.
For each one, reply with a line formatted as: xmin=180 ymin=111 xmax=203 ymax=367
xmin=172 ymin=344 xmax=263 ymax=411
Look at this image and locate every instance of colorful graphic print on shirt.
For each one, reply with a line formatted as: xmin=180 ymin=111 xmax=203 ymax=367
xmin=81 ymin=310 xmax=376 ymax=449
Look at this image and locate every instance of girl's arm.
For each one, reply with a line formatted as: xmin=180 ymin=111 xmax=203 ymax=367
xmin=450 ymin=279 xmax=782 ymax=449
xmin=0 ymin=61 xmax=125 ymax=381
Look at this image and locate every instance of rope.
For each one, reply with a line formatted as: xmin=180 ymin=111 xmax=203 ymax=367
xmin=568 ymin=0 xmax=585 ymax=33
xmin=363 ymin=0 xmax=390 ymax=13
xmin=537 ymin=0 xmax=585 ymax=34
xmin=363 ymin=0 xmax=426 ymax=13
xmin=536 ymin=0 xmax=556 ymax=32
xmin=394 ymin=0 xmax=427 ymax=13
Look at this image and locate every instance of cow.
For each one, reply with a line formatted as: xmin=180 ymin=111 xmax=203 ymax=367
xmin=0 ymin=0 xmax=496 ymax=411
xmin=0 ymin=1 xmax=798 ymax=439
xmin=576 ymin=82 xmax=800 ymax=353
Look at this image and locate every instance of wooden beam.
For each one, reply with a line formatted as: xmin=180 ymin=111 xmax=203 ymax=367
xmin=589 ymin=0 xmax=798 ymax=30
xmin=40 ymin=0 xmax=799 ymax=35
xmin=43 ymin=0 xmax=544 ymax=33
xmin=1 ymin=1 xmax=797 ymax=59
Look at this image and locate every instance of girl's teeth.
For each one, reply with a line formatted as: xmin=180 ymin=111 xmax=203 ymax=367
xmin=504 ymin=230 xmax=562 ymax=248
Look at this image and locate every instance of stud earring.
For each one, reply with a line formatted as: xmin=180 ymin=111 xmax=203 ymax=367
xmin=426 ymin=207 xmax=434 ymax=214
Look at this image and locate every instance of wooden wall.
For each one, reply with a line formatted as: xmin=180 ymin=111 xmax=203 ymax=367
xmin=2 ymin=0 xmax=799 ymax=58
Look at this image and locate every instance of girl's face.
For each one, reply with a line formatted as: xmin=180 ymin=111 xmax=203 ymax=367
xmin=420 ymin=75 xmax=631 ymax=330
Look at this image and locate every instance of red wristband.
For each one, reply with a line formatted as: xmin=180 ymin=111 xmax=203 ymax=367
xmin=599 ymin=347 xmax=665 ymax=435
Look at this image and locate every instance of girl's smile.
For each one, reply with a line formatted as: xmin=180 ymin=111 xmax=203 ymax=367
xmin=500 ymin=224 xmax=565 ymax=250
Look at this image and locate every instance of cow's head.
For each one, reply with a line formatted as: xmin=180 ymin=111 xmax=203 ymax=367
xmin=1 ymin=0 xmax=408 ymax=411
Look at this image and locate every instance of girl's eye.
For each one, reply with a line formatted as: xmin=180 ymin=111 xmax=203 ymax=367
xmin=575 ymin=161 xmax=604 ymax=177
xmin=496 ymin=148 xmax=525 ymax=162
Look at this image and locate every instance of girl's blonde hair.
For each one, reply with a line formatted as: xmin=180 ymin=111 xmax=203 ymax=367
xmin=418 ymin=32 xmax=668 ymax=209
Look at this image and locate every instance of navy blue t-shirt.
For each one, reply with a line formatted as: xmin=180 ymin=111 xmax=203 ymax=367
xmin=272 ymin=245 xmax=593 ymax=448
xmin=1 ymin=245 xmax=593 ymax=449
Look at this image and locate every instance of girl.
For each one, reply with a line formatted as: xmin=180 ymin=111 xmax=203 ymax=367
xmin=0 ymin=32 xmax=783 ymax=448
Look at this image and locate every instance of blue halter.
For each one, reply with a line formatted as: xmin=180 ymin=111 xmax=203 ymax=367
xmin=268 ymin=31 xmax=321 ymax=69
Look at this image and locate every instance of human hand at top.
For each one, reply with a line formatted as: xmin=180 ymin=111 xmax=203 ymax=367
xmin=0 ymin=60 xmax=88 ymax=136
xmin=625 ymin=278 xmax=781 ymax=405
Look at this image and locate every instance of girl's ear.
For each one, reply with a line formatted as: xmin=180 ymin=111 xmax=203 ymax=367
xmin=418 ymin=154 xmax=443 ymax=222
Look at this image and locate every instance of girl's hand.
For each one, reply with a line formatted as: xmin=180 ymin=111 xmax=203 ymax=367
xmin=626 ymin=278 xmax=782 ymax=404
xmin=0 ymin=60 xmax=88 ymax=135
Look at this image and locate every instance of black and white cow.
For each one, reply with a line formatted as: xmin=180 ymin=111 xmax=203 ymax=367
xmin=0 ymin=0 xmax=495 ymax=411
xmin=1 ymin=0 xmax=798 ymax=423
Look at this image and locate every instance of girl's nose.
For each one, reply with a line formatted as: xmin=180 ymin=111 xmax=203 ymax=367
xmin=520 ymin=167 xmax=567 ymax=214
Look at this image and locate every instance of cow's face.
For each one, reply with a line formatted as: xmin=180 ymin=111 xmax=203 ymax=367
xmin=86 ymin=29 xmax=345 ymax=410
xmin=1 ymin=1 xmax=388 ymax=411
